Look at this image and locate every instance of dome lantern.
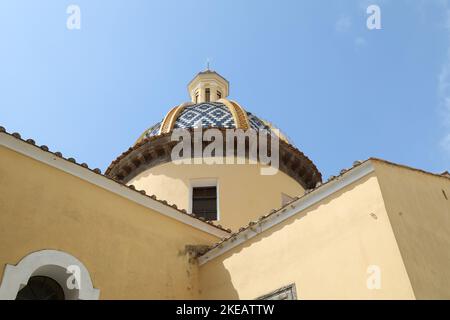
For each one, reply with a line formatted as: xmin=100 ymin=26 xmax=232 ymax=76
xmin=187 ymin=70 xmax=229 ymax=104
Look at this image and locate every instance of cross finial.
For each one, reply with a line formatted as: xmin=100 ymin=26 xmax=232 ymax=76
xmin=206 ymin=58 xmax=211 ymax=71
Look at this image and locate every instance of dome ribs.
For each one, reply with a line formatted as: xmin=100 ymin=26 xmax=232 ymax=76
xmin=160 ymin=105 xmax=182 ymax=134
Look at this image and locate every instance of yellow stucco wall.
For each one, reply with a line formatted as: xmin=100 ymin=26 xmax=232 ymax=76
xmin=3 ymin=139 xmax=446 ymax=300
xmin=0 ymin=145 xmax=220 ymax=299
xmin=128 ymin=159 xmax=305 ymax=231
xmin=199 ymin=172 xmax=416 ymax=300
xmin=373 ymin=160 xmax=450 ymax=299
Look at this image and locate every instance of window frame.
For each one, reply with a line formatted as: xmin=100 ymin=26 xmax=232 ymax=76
xmin=188 ymin=178 xmax=220 ymax=221
xmin=195 ymin=92 xmax=199 ymax=104
xmin=256 ymin=283 xmax=297 ymax=300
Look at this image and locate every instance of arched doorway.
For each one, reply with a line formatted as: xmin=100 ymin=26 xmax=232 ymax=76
xmin=0 ymin=250 xmax=100 ymax=300
xmin=16 ymin=276 xmax=65 ymax=300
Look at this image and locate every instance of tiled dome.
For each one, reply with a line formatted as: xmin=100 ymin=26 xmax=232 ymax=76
xmin=174 ymin=102 xmax=236 ymax=130
xmin=136 ymin=100 xmax=290 ymax=145
xmin=107 ymin=71 xmax=322 ymax=189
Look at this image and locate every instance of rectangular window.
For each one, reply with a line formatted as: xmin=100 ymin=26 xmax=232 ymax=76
xmin=205 ymin=88 xmax=210 ymax=102
xmin=257 ymin=284 xmax=297 ymax=300
xmin=192 ymin=186 xmax=217 ymax=221
xmin=217 ymin=91 xmax=222 ymax=99
xmin=195 ymin=92 xmax=199 ymax=104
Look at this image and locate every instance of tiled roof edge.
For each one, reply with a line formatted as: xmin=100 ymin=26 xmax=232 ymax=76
xmin=197 ymin=159 xmax=375 ymax=265
xmin=0 ymin=126 xmax=231 ymax=236
xmin=197 ymin=157 xmax=450 ymax=264
xmin=105 ymin=127 xmax=322 ymax=185
xmin=369 ymin=157 xmax=450 ymax=180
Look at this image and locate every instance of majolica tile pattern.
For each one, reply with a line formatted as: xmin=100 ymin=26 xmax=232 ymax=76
xmin=174 ymin=102 xmax=236 ymax=129
xmin=145 ymin=122 xmax=162 ymax=139
xmin=143 ymin=102 xmax=272 ymax=139
xmin=247 ymin=112 xmax=270 ymax=131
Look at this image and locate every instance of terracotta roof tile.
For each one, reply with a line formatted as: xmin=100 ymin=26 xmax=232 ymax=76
xmin=199 ymin=157 xmax=450 ymax=257
xmin=105 ymin=127 xmax=322 ymax=189
xmin=369 ymin=157 xmax=450 ymax=181
xmin=0 ymin=125 xmax=230 ymax=234
xmin=198 ymin=159 xmax=371 ymax=255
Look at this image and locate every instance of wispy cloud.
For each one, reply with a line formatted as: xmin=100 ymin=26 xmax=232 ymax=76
xmin=438 ymin=68 xmax=450 ymax=156
xmin=438 ymin=3 xmax=450 ymax=157
xmin=335 ymin=15 xmax=352 ymax=33
xmin=335 ymin=14 xmax=367 ymax=51
xmin=354 ymin=36 xmax=367 ymax=48
xmin=440 ymin=133 xmax=450 ymax=155
xmin=357 ymin=0 xmax=391 ymax=10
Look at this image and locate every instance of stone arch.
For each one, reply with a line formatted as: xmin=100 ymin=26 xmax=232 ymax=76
xmin=0 ymin=249 xmax=100 ymax=300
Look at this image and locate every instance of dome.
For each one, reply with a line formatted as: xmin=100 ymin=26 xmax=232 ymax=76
xmin=135 ymin=100 xmax=291 ymax=145
xmin=106 ymin=70 xmax=322 ymax=190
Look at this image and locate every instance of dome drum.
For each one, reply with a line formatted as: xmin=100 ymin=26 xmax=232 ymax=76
xmin=106 ymin=128 xmax=322 ymax=189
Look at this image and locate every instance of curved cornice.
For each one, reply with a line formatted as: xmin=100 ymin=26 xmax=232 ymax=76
xmin=106 ymin=129 xmax=322 ymax=190
xmin=259 ymin=118 xmax=290 ymax=144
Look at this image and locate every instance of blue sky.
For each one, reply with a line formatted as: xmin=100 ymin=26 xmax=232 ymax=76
xmin=0 ymin=0 xmax=449 ymax=178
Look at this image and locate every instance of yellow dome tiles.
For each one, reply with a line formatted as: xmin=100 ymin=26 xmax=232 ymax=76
xmin=160 ymin=103 xmax=188 ymax=135
xmin=219 ymin=99 xmax=250 ymax=130
xmin=134 ymin=98 xmax=292 ymax=146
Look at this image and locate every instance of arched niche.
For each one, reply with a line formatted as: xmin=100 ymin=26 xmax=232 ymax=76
xmin=0 ymin=249 xmax=100 ymax=300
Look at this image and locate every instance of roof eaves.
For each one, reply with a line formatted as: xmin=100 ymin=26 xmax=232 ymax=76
xmin=197 ymin=159 xmax=375 ymax=265
xmin=0 ymin=126 xmax=230 ymax=236
xmin=198 ymin=157 xmax=450 ymax=264
xmin=369 ymin=157 xmax=450 ymax=180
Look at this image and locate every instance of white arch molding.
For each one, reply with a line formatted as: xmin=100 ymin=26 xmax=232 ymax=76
xmin=0 ymin=250 xmax=100 ymax=300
